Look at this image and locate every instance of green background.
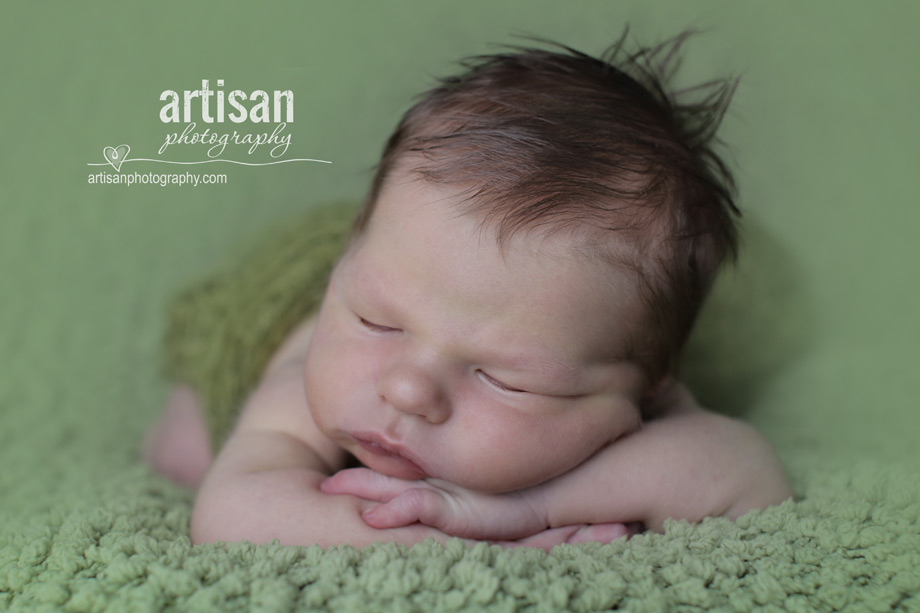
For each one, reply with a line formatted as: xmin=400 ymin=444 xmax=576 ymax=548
xmin=1 ymin=0 xmax=918 ymax=532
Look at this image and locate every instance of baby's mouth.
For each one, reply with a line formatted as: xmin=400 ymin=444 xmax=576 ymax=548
xmin=350 ymin=432 xmax=429 ymax=480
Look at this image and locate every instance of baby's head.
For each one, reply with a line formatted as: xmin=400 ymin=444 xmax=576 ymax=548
xmin=304 ymin=32 xmax=740 ymax=492
xmin=353 ymin=30 xmax=739 ymax=393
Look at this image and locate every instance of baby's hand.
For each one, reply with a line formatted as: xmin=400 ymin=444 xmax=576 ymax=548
xmin=321 ymin=468 xmax=545 ymax=540
xmin=320 ymin=468 xmax=636 ymax=546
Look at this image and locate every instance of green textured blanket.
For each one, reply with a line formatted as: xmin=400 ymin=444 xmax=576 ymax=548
xmin=2 ymin=2 xmax=920 ymax=611
xmin=2 ymin=459 xmax=918 ymax=610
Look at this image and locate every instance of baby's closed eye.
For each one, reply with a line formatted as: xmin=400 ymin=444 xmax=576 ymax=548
xmin=356 ymin=314 xmax=401 ymax=333
xmin=476 ymin=369 xmax=529 ymax=394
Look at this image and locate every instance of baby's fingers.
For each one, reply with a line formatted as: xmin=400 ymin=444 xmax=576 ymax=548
xmin=320 ymin=468 xmax=419 ymax=502
xmin=496 ymin=526 xmax=582 ymax=551
xmin=362 ymin=488 xmax=450 ymax=530
xmin=498 ymin=523 xmax=638 ymax=551
xmin=564 ymin=522 xmax=636 ymax=544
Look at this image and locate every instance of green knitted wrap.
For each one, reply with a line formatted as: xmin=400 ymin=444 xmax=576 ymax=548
xmin=160 ymin=202 xmax=360 ymax=451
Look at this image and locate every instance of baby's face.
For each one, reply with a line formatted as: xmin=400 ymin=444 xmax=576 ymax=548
xmin=304 ymin=174 xmax=648 ymax=492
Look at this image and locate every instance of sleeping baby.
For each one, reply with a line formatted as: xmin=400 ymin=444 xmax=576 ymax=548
xmin=144 ymin=31 xmax=792 ymax=549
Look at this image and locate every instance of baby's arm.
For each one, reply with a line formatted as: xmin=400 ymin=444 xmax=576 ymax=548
xmin=326 ymin=382 xmax=792 ymax=537
xmin=538 ymin=383 xmax=793 ymax=533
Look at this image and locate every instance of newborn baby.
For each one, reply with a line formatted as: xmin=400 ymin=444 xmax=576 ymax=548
xmin=145 ymin=31 xmax=792 ymax=549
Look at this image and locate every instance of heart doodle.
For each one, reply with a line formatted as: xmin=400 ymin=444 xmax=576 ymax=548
xmin=103 ymin=144 xmax=131 ymax=172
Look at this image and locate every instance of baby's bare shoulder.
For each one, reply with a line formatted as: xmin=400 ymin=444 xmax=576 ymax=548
xmin=236 ymin=313 xmax=316 ymax=434
xmin=229 ymin=315 xmax=346 ymax=470
xmin=262 ymin=315 xmax=318 ymax=377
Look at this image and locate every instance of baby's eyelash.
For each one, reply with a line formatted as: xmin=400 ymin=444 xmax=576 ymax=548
xmin=357 ymin=315 xmax=399 ymax=333
xmin=477 ymin=369 xmax=527 ymax=394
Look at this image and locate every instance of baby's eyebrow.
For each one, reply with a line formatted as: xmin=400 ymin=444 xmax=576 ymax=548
xmin=345 ymin=266 xmax=397 ymax=312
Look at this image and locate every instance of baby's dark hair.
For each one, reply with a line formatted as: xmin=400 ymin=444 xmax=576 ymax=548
xmin=353 ymin=29 xmax=741 ymax=389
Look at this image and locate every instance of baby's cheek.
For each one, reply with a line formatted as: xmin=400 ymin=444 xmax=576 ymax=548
xmin=305 ymin=331 xmax=379 ymax=436
xmin=480 ymin=409 xmax=618 ymax=490
xmin=303 ymin=346 xmax=341 ymax=430
xmin=444 ymin=413 xmax=567 ymax=492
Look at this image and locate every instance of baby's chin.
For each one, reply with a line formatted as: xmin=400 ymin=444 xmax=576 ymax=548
xmin=437 ymin=467 xmax=558 ymax=494
xmin=352 ymin=444 xmax=562 ymax=493
xmin=357 ymin=453 xmax=522 ymax=492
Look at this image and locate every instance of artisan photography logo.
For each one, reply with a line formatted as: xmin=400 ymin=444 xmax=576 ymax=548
xmin=87 ymin=79 xmax=330 ymax=186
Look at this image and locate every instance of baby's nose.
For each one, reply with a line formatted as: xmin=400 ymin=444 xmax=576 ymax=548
xmin=377 ymin=362 xmax=449 ymax=424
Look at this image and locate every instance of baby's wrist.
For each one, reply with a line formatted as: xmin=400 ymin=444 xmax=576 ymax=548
xmin=522 ymin=481 xmax=556 ymax=529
